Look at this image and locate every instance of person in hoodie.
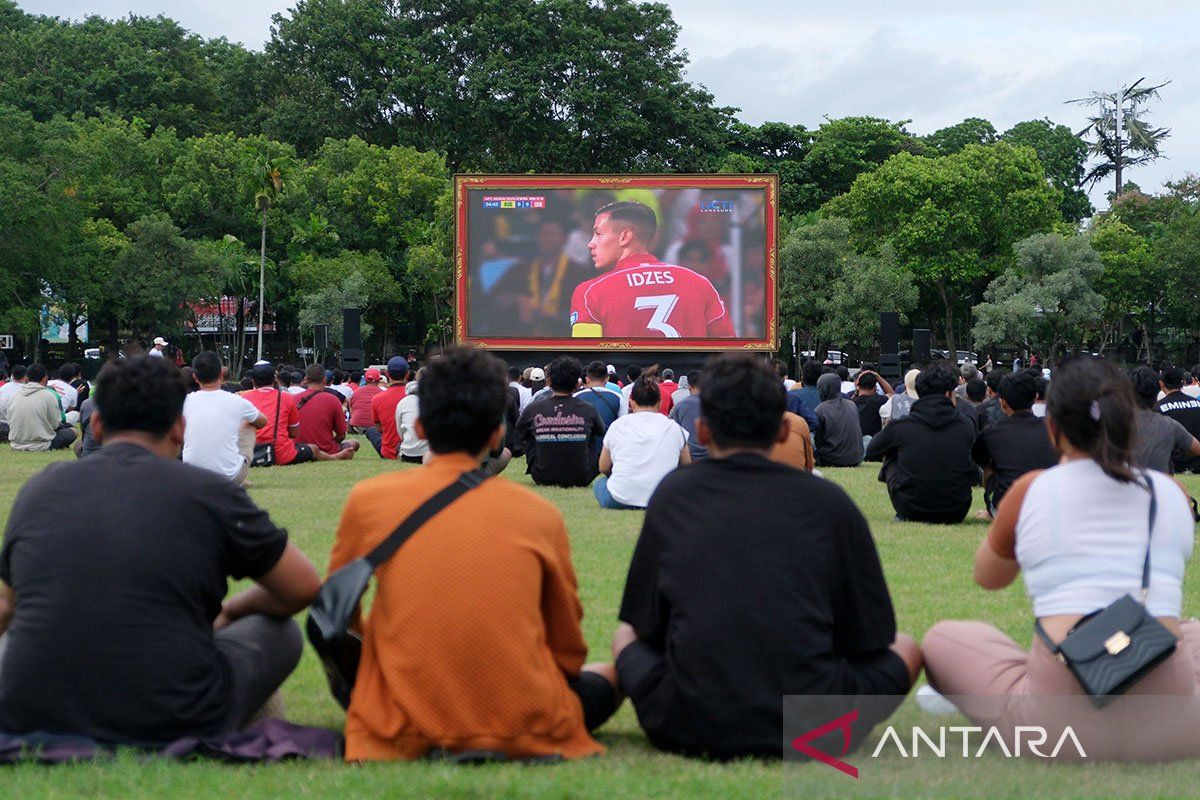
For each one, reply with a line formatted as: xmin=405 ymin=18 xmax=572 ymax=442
xmin=866 ymin=360 xmax=976 ymax=523
xmin=6 ymin=363 xmax=76 ymax=452
xmin=813 ymin=372 xmax=863 ymax=467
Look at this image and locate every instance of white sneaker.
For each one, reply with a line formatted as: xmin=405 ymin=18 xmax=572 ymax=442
xmin=915 ymin=684 xmax=958 ymax=715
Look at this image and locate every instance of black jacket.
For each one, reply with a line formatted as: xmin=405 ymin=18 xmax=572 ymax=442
xmin=866 ymin=395 xmax=976 ymax=522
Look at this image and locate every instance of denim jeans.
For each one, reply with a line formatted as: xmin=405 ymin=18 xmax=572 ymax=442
xmin=593 ymin=475 xmax=641 ymax=510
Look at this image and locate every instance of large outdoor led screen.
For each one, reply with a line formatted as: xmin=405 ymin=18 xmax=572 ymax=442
xmin=454 ymin=174 xmax=778 ymax=351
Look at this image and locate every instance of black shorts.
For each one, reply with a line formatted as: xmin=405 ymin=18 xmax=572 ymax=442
xmin=400 ymin=454 xmax=424 ymax=464
xmin=566 ymin=671 xmax=619 ymax=732
xmin=290 ymin=443 xmax=315 ymax=464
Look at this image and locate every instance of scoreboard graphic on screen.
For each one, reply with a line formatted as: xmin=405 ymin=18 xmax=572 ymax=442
xmin=454 ymin=174 xmax=778 ymax=352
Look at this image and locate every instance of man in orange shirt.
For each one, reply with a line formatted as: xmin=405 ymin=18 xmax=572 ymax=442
xmin=327 ymin=347 xmax=618 ymax=761
xmin=369 ymin=357 xmax=409 ymax=459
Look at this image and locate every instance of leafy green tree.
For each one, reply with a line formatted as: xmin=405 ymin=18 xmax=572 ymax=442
xmin=721 ymin=121 xmax=810 ymax=216
xmin=1069 ymin=78 xmax=1170 ymax=198
xmin=268 ymin=0 xmax=733 ymax=169
xmin=1089 ymin=217 xmax=1161 ymax=360
xmin=777 ymin=217 xmax=917 ymax=357
xmin=824 ymin=142 xmax=1062 ymax=357
xmin=923 ymin=117 xmax=996 ymax=156
xmin=1001 ymin=119 xmax=1093 ymax=223
xmin=104 ymin=214 xmax=222 ymax=338
xmin=1158 ymin=205 xmax=1200 ymax=341
xmin=972 ymin=233 xmax=1104 ymax=360
xmin=794 ymin=117 xmax=921 ymax=211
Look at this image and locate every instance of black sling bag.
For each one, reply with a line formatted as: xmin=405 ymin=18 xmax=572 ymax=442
xmin=306 ymin=468 xmax=490 ymax=709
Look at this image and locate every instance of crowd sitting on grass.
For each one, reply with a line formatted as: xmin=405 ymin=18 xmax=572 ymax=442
xmin=2 ymin=347 xmax=1200 ymax=764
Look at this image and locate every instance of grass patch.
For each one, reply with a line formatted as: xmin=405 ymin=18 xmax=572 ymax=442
xmin=2 ymin=440 xmax=1200 ymax=797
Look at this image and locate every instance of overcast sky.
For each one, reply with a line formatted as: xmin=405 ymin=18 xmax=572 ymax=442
xmin=21 ymin=0 xmax=1200 ymax=209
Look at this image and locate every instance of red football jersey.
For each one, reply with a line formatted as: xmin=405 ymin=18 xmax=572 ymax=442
xmin=569 ymin=254 xmax=735 ymax=339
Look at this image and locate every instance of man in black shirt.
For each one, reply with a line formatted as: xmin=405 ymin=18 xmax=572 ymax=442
xmin=851 ymin=370 xmax=889 ymax=441
xmin=866 ymin=360 xmax=977 ymax=524
xmin=0 ymin=357 xmax=321 ymax=745
xmin=972 ymin=370 xmax=1059 ymax=516
xmin=1157 ymin=366 xmax=1200 ymax=473
xmin=975 ymin=369 xmax=1006 ymax=431
xmin=612 ymin=354 xmax=918 ymax=759
xmin=515 ymin=355 xmax=605 ymax=487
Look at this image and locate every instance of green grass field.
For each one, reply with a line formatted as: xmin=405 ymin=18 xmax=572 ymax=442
xmin=3 ymin=440 xmax=1200 ymax=798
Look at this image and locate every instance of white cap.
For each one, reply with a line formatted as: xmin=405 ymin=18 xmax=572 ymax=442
xmin=606 ymin=364 xmax=616 ymax=374
xmin=153 ymin=336 xmax=169 ymax=347
xmin=529 ymin=367 xmax=546 ymax=382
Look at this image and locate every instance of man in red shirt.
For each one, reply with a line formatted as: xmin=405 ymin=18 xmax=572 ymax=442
xmin=244 ymin=363 xmax=348 ymax=466
xmin=296 ymin=364 xmax=358 ymax=458
xmin=657 ymin=368 xmax=679 ymax=415
xmin=349 ymin=368 xmax=383 ymax=433
xmin=369 ymin=356 xmax=409 ymax=459
xmin=569 ymin=201 xmax=735 ymax=340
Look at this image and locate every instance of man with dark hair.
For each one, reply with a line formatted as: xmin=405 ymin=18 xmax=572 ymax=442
xmin=368 ymin=356 xmax=410 ymax=458
xmin=621 ymin=364 xmax=642 ymax=405
xmin=6 ymin=363 xmax=76 ymax=451
xmin=183 ymin=351 xmax=267 ymax=483
xmin=792 ymin=360 xmax=824 ymax=414
xmin=0 ymin=356 xmax=321 ymax=744
xmin=569 ymin=201 xmax=735 ymax=339
xmin=976 ymin=369 xmax=1006 ymax=430
xmin=668 ymin=370 xmax=708 ymax=462
xmin=297 ymin=364 xmax=358 ymax=459
xmin=48 ymin=363 xmax=80 ymax=413
xmin=595 ymin=377 xmax=689 ymax=509
xmin=326 ymin=346 xmax=618 ymax=760
xmin=0 ymin=364 xmax=26 ymax=443
xmin=866 ymin=360 xmax=977 ymax=523
xmin=576 ymin=360 xmax=625 ymax=458
xmin=965 ymin=377 xmax=986 ymax=404
xmin=971 ymin=370 xmax=1059 ymax=516
xmin=1130 ymin=365 xmax=1200 ymax=473
xmin=852 ymin=370 xmax=892 ymax=446
xmin=516 ymin=355 xmax=605 ymax=486
xmin=1157 ymin=366 xmax=1200 ymax=472
xmin=613 ymin=353 xmax=918 ymax=758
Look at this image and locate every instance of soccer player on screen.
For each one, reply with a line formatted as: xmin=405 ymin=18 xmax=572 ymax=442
xmin=569 ymin=201 xmax=735 ymax=338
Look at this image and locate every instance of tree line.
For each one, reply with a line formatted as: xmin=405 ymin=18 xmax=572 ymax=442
xmin=0 ymin=0 xmax=1193 ymax=368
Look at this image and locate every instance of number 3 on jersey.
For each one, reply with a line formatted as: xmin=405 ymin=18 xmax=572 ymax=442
xmin=633 ymin=294 xmax=680 ymax=338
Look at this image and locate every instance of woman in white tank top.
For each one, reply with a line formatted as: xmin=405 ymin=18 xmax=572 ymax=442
xmin=923 ymin=356 xmax=1200 ymax=762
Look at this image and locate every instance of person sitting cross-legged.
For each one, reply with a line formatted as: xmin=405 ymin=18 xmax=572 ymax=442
xmin=326 ymin=346 xmax=619 ymax=761
xmin=612 ymin=354 xmax=919 ymax=759
xmin=516 ymin=356 xmax=606 ymax=488
xmin=594 ymin=376 xmax=689 ymax=510
xmin=866 ymin=360 xmax=977 ymax=524
xmin=5 ymin=363 xmax=76 ymax=452
xmin=972 ymin=369 xmax=1059 ymax=517
xmin=0 ymin=356 xmax=321 ymax=745
xmin=296 ymin=364 xmax=359 ymax=459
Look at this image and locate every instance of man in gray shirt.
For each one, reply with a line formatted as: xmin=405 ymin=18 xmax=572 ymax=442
xmin=1130 ymin=366 xmax=1200 ymax=473
xmin=668 ymin=370 xmax=708 ymax=462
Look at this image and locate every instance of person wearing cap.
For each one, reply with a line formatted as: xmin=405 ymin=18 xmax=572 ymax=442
xmin=368 ymin=357 xmax=409 ymax=459
xmin=350 ymin=368 xmax=384 ymax=435
xmin=605 ymin=365 xmax=621 ymax=394
xmin=880 ymin=368 xmax=920 ymax=426
xmin=244 ymin=362 xmax=349 ymax=465
xmin=149 ymin=337 xmax=169 ymax=358
xmin=527 ymin=366 xmax=552 ymax=405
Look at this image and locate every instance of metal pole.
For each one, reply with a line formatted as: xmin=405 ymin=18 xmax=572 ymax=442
xmin=1114 ymin=85 xmax=1124 ymax=196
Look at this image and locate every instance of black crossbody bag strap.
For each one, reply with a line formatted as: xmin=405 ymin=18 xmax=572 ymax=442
xmin=365 ymin=468 xmax=490 ymax=568
xmin=1036 ymin=474 xmax=1157 ymax=652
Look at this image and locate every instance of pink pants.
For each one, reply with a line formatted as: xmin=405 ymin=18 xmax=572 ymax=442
xmin=923 ymin=620 xmax=1200 ymax=761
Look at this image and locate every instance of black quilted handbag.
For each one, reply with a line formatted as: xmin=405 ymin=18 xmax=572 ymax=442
xmin=306 ymin=468 xmax=489 ymax=709
xmin=1035 ymin=476 xmax=1178 ymax=707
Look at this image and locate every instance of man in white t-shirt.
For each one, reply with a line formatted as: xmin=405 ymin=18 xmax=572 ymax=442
xmin=394 ymin=378 xmax=429 ymax=464
xmin=148 ymin=337 xmax=168 ymax=358
xmin=47 ymin=364 xmax=79 ymax=413
xmin=183 ymin=352 xmax=266 ymax=484
xmin=595 ymin=376 xmax=689 ymax=509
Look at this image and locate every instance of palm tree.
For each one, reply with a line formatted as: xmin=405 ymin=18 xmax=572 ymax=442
xmin=1068 ymin=78 xmax=1170 ymax=198
xmin=252 ymin=154 xmax=287 ymax=361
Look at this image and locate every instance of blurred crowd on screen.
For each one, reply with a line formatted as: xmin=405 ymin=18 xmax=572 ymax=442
xmin=466 ymin=187 xmax=768 ymax=339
